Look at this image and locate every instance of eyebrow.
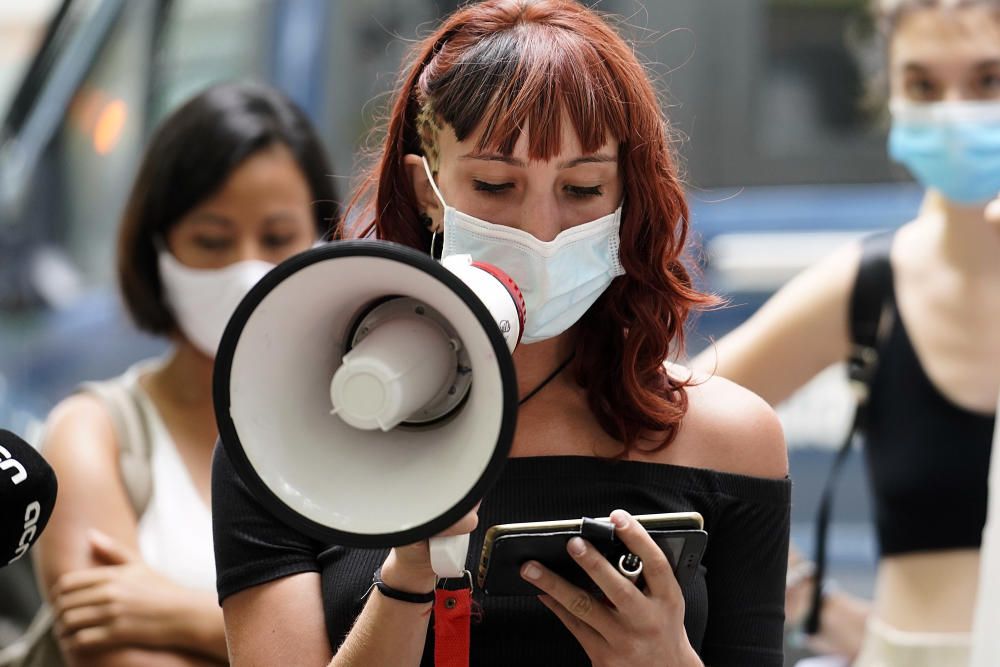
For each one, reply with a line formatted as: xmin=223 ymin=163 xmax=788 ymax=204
xmin=262 ymin=212 xmax=304 ymax=226
xmin=186 ymin=213 xmax=231 ymax=227
xmin=902 ymin=59 xmax=1000 ymax=72
xmin=459 ymin=152 xmax=617 ymax=169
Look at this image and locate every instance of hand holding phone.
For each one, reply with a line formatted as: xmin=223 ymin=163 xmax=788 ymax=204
xmin=518 ymin=509 xmax=704 ymax=667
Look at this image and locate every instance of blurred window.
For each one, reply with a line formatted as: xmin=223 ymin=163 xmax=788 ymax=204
xmin=151 ymin=0 xmax=275 ymax=123
xmin=607 ymin=0 xmax=902 ymax=188
xmin=0 ymin=0 xmax=281 ymax=428
xmin=0 ymin=0 xmax=62 ymax=121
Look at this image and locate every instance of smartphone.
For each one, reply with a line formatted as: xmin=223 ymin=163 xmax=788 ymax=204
xmin=477 ymin=512 xmax=707 ymax=596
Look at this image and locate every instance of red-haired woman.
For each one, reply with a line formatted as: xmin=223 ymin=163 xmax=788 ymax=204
xmin=211 ymin=2 xmax=790 ymax=665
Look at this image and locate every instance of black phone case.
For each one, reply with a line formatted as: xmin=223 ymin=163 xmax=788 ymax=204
xmin=478 ymin=528 xmax=708 ymax=596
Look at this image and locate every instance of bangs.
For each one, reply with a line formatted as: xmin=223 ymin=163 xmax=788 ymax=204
xmin=426 ymin=23 xmax=630 ymax=158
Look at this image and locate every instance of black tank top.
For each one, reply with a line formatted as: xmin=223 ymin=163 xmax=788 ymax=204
xmin=860 ymin=237 xmax=995 ymax=556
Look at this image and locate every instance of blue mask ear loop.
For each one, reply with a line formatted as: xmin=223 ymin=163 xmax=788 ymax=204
xmin=421 ymin=156 xmax=449 ymax=259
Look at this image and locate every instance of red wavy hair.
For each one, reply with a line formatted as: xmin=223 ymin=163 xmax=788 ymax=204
xmin=344 ymin=0 xmax=716 ymax=454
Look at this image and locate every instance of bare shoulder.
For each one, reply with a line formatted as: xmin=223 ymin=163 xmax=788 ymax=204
xmin=43 ymin=392 xmax=119 ymax=465
xmin=670 ymin=364 xmax=788 ymax=480
xmin=35 ymin=393 xmax=139 ymax=587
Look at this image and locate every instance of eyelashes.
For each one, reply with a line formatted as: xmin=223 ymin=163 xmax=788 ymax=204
xmin=902 ymin=72 xmax=1000 ymax=101
xmin=472 ymin=180 xmax=604 ymax=199
xmin=473 ymin=179 xmax=513 ymax=194
xmin=193 ymin=235 xmax=297 ymax=251
xmin=566 ymin=185 xmax=603 ymax=198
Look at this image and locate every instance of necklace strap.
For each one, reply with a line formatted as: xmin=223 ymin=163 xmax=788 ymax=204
xmin=518 ymin=352 xmax=576 ymax=406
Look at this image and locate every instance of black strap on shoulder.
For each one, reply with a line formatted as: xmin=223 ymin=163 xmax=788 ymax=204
xmin=849 ymin=231 xmax=896 ymax=370
xmin=804 ymin=231 xmax=895 ymax=635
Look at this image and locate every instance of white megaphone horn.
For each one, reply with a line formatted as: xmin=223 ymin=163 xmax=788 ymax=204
xmin=213 ymin=240 xmax=524 ymax=578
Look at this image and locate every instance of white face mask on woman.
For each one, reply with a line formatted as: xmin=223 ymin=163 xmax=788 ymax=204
xmin=157 ymin=250 xmax=275 ymax=357
xmin=422 ymin=156 xmax=625 ymax=344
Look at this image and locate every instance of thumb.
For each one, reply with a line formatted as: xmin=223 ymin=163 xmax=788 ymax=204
xmin=88 ymin=529 xmax=136 ymax=565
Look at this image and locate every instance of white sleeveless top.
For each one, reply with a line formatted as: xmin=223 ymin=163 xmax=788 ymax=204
xmin=121 ymin=362 xmax=216 ymax=593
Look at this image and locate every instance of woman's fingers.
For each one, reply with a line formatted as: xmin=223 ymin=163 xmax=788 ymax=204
xmin=62 ymin=625 xmax=115 ymax=651
xmin=563 ymin=536 xmax=645 ymax=614
xmin=56 ymin=603 xmax=115 ymax=636
xmin=88 ymin=529 xmax=136 ymax=565
xmin=520 ymin=560 xmax=616 ymax=638
xmin=54 ymin=584 xmax=112 ymax=616
xmin=52 ymin=567 xmax=113 ymax=597
xmin=537 ymin=594 xmax=606 ymax=655
xmin=608 ymin=509 xmax=682 ymax=603
xmin=436 ymin=507 xmax=480 ymax=537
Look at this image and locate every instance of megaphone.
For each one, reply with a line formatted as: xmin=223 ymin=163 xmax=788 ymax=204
xmin=213 ymin=240 xmax=523 ymax=577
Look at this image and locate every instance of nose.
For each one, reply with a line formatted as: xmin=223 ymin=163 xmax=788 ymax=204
xmin=942 ymin=89 xmax=965 ymax=103
xmin=236 ymin=238 xmax=267 ymax=263
xmin=521 ymin=194 xmax=561 ymax=242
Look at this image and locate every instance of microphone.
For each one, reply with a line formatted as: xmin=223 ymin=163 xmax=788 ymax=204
xmin=1 ymin=429 xmax=58 ymax=566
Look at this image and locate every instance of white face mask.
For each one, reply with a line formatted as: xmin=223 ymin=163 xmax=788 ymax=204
xmin=158 ymin=250 xmax=275 ymax=357
xmin=422 ymin=157 xmax=625 ymax=344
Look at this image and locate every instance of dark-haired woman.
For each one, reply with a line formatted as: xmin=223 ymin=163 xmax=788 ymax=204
xmin=34 ymin=81 xmax=338 ymax=667
xmin=212 ymin=2 xmax=791 ymax=666
xmin=694 ymin=1 xmax=1000 ymax=665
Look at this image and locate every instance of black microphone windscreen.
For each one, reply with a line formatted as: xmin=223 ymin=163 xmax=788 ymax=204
xmin=1 ymin=429 xmax=58 ymax=567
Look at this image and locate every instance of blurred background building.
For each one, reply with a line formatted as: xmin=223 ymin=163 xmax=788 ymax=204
xmin=0 ymin=1 xmax=925 ymax=663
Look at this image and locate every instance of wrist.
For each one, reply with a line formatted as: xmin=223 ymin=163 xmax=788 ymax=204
xmin=171 ymin=590 xmax=223 ymax=650
xmin=381 ymin=550 xmax=437 ymax=594
xmin=679 ymin=644 xmax=703 ymax=667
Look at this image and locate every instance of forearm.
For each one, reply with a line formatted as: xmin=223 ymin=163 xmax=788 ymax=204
xmin=64 ymin=646 xmax=225 ymax=667
xmin=332 ymin=594 xmax=433 ymax=667
xmin=807 ymin=589 xmax=870 ymax=659
xmin=330 ymin=552 xmax=435 ymax=667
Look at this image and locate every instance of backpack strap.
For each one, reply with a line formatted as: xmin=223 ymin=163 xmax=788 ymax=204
xmin=78 ymin=376 xmax=154 ymax=518
xmin=803 ymin=230 xmax=896 ymax=635
xmin=847 ymin=231 xmax=896 ymax=397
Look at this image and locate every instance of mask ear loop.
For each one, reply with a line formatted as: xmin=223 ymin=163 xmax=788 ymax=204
xmin=421 ymin=156 xmax=448 ymax=260
xmin=421 ymin=156 xmax=448 ymax=209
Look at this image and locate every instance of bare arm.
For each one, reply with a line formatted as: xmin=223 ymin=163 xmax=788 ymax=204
xmin=690 ymin=244 xmax=873 ymax=657
xmin=786 ymin=547 xmax=870 ymax=658
xmin=35 ymin=395 xmax=227 ymax=666
xmin=223 ymin=573 xmax=334 ymax=666
xmin=224 ymin=557 xmax=434 ymax=667
xmin=224 ymin=512 xmax=479 ymax=667
xmin=691 ymin=242 xmax=861 ymax=405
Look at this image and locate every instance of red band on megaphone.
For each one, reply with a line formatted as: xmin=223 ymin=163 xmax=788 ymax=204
xmin=470 ymin=261 xmax=526 ymax=347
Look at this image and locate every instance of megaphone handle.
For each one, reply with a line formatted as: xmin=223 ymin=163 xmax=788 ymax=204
xmin=429 ymin=534 xmax=470 ymax=579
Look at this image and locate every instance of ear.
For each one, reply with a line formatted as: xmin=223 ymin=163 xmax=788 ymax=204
xmin=404 ymin=153 xmax=444 ymax=232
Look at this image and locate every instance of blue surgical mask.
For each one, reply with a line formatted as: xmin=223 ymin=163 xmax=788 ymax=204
xmin=888 ymin=100 xmax=1000 ymax=206
xmin=422 ymin=157 xmax=625 ymax=344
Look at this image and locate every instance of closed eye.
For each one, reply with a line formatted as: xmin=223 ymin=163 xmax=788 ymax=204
xmin=194 ymin=236 xmax=232 ymax=251
xmin=975 ymin=71 xmax=1000 ymax=97
xmin=904 ymin=77 xmax=940 ymax=101
xmin=566 ymin=185 xmax=603 ymax=198
xmin=473 ymin=179 xmax=514 ymax=195
xmin=263 ymin=234 xmax=297 ymax=248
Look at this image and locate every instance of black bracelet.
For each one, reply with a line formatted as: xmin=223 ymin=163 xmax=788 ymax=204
xmin=372 ymin=566 xmax=436 ymax=604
